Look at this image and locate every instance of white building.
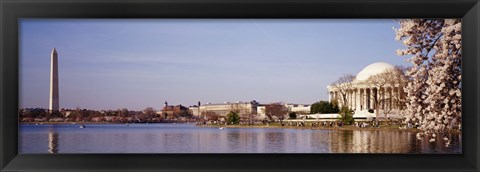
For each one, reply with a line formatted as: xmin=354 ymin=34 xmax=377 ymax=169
xmin=256 ymin=105 xmax=267 ymax=119
xmin=256 ymin=103 xmax=310 ymax=120
xmin=188 ymin=106 xmax=200 ymax=117
xmin=327 ymin=62 xmax=405 ymax=119
xmin=285 ymin=104 xmax=311 ymax=114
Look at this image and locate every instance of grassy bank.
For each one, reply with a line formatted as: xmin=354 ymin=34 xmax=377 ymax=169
xmin=198 ymin=123 xmax=420 ymax=132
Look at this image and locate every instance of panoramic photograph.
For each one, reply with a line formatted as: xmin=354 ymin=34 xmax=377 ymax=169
xmin=19 ymin=19 xmax=462 ymax=153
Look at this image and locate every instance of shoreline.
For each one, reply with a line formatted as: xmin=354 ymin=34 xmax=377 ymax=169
xmin=198 ymin=124 xmax=421 ymax=132
xmin=20 ymin=122 xmax=416 ymax=131
xmin=20 ymin=122 xmax=461 ymax=134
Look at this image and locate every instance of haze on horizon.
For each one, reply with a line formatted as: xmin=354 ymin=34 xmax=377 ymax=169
xmin=20 ymin=19 xmax=409 ymax=111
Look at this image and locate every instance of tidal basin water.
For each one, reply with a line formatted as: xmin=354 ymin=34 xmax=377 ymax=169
xmin=19 ymin=123 xmax=461 ymax=154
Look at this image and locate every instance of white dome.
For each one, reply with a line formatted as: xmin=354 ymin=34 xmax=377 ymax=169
xmin=355 ymin=62 xmax=395 ymax=81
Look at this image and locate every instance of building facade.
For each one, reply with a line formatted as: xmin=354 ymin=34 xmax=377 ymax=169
xmin=188 ymin=101 xmax=310 ymax=120
xmin=256 ymin=105 xmax=266 ymax=119
xmin=327 ymin=62 xmax=405 ymax=118
xmin=162 ymin=101 xmax=189 ymax=117
xmin=285 ymin=104 xmax=311 ymax=114
xmin=197 ymin=100 xmax=259 ymax=117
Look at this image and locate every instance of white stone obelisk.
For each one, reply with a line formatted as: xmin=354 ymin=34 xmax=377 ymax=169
xmin=49 ymin=48 xmax=59 ymax=112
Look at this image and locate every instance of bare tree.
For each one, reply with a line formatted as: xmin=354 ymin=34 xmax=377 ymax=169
xmin=391 ymin=65 xmax=409 ymax=110
xmin=365 ymin=67 xmax=407 ymax=119
xmin=331 ymin=74 xmax=356 ymax=108
xmin=264 ymin=103 xmax=289 ymax=121
xmin=230 ymin=103 xmax=252 ymax=122
xmin=143 ymin=107 xmax=156 ymax=116
xmin=366 ymin=72 xmax=390 ymax=119
xmin=202 ymin=111 xmax=219 ymax=121
xmin=172 ymin=107 xmax=191 ymax=118
xmin=139 ymin=107 xmax=156 ymax=122
xmin=117 ymin=108 xmax=129 ymax=118
xmin=230 ymin=103 xmax=242 ymax=114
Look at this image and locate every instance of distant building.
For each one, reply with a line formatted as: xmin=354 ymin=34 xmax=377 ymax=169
xmin=188 ymin=106 xmax=200 ymax=117
xmin=284 ymin=104 xmax=311 ymax=114
xmin=162 ymin=102 xmax=188 ymax=116
xmin=256 ymin=105 xmax=267 ymax=119
xmin=198 ymin=100 xmax=259 ymax=117
xmin=188 ymin=101 xmax=310 ymax=120
xmin=257 ymin=103 xmax=310 ymax=119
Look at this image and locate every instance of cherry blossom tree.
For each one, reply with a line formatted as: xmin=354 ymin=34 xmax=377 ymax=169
xmin=394 ymin=19 xmax=461 ymax=144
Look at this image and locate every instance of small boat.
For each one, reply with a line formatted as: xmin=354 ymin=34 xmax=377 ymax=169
xmin=219 ymin=127 xmax=225 ymax=130
xmin=79 ymin=125 xmax=86 ymax=128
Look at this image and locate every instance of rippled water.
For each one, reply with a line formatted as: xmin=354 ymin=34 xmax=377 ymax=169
xmin=19 ymin=123 xmax=461 ymax=153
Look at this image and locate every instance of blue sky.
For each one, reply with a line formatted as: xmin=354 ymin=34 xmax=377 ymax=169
xmin=20 ymin=19 xmax=408 ymax=111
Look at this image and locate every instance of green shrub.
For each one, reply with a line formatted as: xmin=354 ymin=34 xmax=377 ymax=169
xmin=339 ymin=107 xmax=354 ymax=125
xmin=311 ymin=101 xmax=340 ymax=114
xmin=288 ymin=112 xmax=297 ymax=119
xmin=226 ymin=111 xmax=240 ymax=125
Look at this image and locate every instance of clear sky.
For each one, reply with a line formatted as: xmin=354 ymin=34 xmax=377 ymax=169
xmin=20 ymin=19 xmax=409 ymax=111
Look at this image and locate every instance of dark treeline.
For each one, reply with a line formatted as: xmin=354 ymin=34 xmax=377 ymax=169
xmin=19 ymin=107 xmax=195 ymax=123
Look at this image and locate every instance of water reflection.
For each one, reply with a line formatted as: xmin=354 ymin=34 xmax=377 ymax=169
xmin=19 ymin=124 xmax=461 ymax=154
xmin=48 ymin=132 xmax=58 ymax=153
xmin=264 ymin=132 xmax=286 ymax=153
xmin=410 ymin=132 xmax=462 ymax=153
xmin=325 ymin=130 xmax=461 ymax=153
xmin=332 ymin=130 xmax=414 ymax=153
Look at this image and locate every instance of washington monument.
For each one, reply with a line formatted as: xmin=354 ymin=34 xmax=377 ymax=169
xmin=49 ymin=48 xmax=59 ymax=112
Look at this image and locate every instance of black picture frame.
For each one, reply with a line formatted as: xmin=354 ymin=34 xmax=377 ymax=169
xmin=1 ymin=0 xmax=479 ymax=171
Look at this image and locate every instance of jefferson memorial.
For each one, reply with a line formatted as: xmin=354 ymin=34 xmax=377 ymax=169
xmin=327 ymin=62 xmax=405 ymax=119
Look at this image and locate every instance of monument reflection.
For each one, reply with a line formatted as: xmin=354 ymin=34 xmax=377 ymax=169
xmin=48 ymin=132 xmax=59 ymax=153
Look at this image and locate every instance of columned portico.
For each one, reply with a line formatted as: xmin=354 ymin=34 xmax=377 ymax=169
xmin=327 ymin=62 xmax=405 ymax=119
xmin=369 ymin=88 xmax=372 ymax=110
xmin=360 ymin=88 xmax=364 ymax=110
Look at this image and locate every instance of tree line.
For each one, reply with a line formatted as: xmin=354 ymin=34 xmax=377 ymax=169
xmin=19 ymin=107 xmax=195 ymax=123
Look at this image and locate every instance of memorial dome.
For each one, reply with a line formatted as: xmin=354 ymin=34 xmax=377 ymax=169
xmin=355 ymin=62 xmax=395 ymax=81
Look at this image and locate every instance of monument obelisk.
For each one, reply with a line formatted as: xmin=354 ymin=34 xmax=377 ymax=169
xmin=49 ymin=48 xmax=59 ymax=112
